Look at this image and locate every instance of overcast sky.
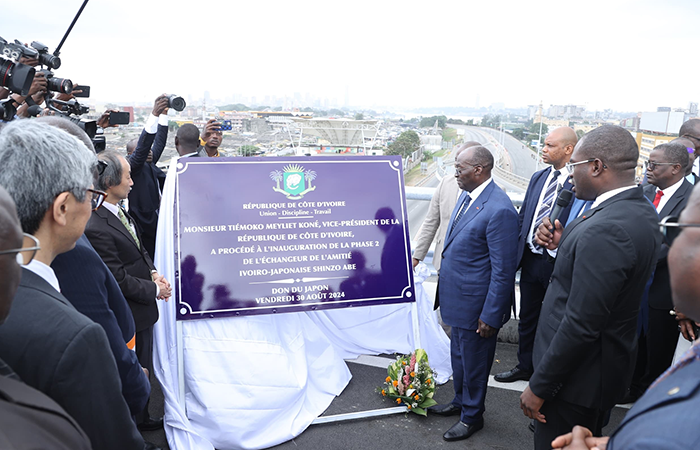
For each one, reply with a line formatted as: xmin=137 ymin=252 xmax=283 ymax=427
xmin=3 ymin=0 xmax=698 ymax=112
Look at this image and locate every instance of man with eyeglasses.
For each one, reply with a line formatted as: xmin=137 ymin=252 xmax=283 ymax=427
xmin=0 ymin=119 xmax=146 ymax=450
xmin=86 ymin=150 xmax=172 ymax=432
xmin=550 ymin=185 xmax=700 ymax=450
xmin=0 ymin=185 xmax=92 ymax=449
xmin=623 ymin=142 xmax=694 ymax=403
xmin=495 ymin=127 xmax=577 ymax=385
xmin=519 ymin=125 xmax=661 ymax=449
xmin=429 ymin=146 xmax=519 ymax=441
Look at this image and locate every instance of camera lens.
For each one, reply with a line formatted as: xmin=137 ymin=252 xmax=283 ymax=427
xmin=0 ymin=60 xmax=35 ymax=96
xmin=39 ymin=53 xmax=61 ymax=70
xmin=47 ymin=76 xmax=73 ymax=94
xmin=167 ymin=94 xmax=186 ymax=112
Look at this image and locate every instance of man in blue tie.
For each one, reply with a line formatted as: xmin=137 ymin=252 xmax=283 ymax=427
xmin=429 ymin=146 xmax=519 ymax=441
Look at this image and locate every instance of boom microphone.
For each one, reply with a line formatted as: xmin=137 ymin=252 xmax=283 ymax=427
xmin=549 ymin=189 xmax=574 ymax=232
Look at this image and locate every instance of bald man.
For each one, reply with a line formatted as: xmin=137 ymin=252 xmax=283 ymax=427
xmin=412 ymin=141 xmax=481 ymax=272
xmin=495 ymin=127 xmax=577 ymax=384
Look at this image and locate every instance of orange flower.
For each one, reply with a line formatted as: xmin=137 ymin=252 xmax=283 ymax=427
xmin=392 ymin=380 xmax=398 ymax=387
xmin=426 ymin=379 xmax=432 ymax=384
xmin=414 ymin=395 xmax=420 ymax=400
xmin=407 ymin=404 xmax=412 ymax=409
xmin=381 ymin=390 xmax=386 ymax=396
xmin=396 ymin=398 xmax=402 ymax=404
xmin=402 ymin=361 xmax=407 ymax=365
xmin=409 ymin=384 xmax=414 ymax=389
xmin=410 ymin=372 xmax=415 ymax=377
xmin=385 ymin=376 xmax=391 ymax=383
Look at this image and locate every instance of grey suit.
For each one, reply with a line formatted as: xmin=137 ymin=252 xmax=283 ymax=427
xmin=412 ymin=175 xmax=461 ymax=271
xmin=0 ymin=268 xmax=144 ymax=450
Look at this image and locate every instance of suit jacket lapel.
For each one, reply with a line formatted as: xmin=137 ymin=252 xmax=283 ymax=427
xmin=443 ymin=182 xmax=493 ymax=251
xmin=658 ymin=181 xmax=692 ymax=218
xmin=96 ymin=207 xmax=141 ymax=251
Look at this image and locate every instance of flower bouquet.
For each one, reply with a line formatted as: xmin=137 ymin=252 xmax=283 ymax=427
xmin=377 ymin=349 xmax=438 ymax=416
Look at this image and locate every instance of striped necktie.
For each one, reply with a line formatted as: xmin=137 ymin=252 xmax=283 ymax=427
xmin=118 ymin=207 xmax=140 ymax=249
xmin=449 ymin=194 xmax=472 ymax=237
xmin=532 ymin=170 xmax=560 ymax=250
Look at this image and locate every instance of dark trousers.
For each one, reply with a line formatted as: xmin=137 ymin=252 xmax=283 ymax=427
xmin=534 ymin=398 xmax=604 ymax=450
xmin=631 ymin=307 xmax=680 ymax=394
xmin=135 ymin=325 xmax=154 ymax=423
xmin=450 ymin=326 xmax=498 ymax=424
xmin=517 ymin=249 xmax=554 ymax=374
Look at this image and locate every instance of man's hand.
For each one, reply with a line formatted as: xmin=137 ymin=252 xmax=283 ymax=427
xmin=142 ymin=367 xmax=149 ymax=377
xmin=19 ymin=54 xmax=39 ymax=67
xmin=27 ymin=71 xmax=47 ymax=97
xmin=156 ymin=278 xmax=172 ymax=301
xmin=412 ymin=257 xmax=420 ymax=269
xmin=202 ymin=119 xmax=222 ymax=140
xmin=551 ymin=425 xmax=609 ymax=450
xmin=677 ymin=316 xmax=697 ymax=341
xmin=97 ymin=109 xmax=119 ymax=129
xmin=535 ymin=217 xmax=563 ymax=250
xmin=520 ymin=385 xmax=546 ymax=423
xmin=152 ymin=94 xmax=169 ymax=116
xmin=476 ymin=318 xmax=497 ymax=338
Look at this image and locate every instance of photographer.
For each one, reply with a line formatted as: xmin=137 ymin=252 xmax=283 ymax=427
xmin=201 ymin=118 xmax=223 ymax=157
xmin=126 ymin=94 xmax=169 ymax=258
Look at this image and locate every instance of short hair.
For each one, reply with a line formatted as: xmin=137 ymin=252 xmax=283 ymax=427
xmin=177 ymin=124 xmax=200 ymax=148
xmin=96 ymin=151 xmax=125 ymax=192
xmin=679 ymin=119 xmax=700 ymax=137
xmin=671 ymin=137 xmax=695 ymax=151
xmin=578 ymin=125 xmax=638 ymax=172
xmin=470 ymin=145 xmax=494 ymax=168
xmin=654 ymin=142 xmax=690 ymax=167
xmin=0 ymin=120 xmax=96 ymax=234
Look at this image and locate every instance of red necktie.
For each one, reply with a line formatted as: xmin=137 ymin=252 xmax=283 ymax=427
xmin=653 ymin=190 xmax=664 ymax=208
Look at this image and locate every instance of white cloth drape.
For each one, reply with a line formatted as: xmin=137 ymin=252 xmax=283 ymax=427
xmin=153 ymin=158 xmax=451 ymax=449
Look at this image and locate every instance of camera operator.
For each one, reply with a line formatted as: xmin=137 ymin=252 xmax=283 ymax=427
xmin=200 ymin=118 xmax=223 ymax=157
xmin=126 ymin=94 xmax=169 ymax=258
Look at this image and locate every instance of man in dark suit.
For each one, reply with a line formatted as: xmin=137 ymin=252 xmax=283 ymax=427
xmin=520 ymin=125 xmax=661 ymax=449
xmin=85 ymin=150 xmax=172 ymax=431
xmin=551 ymin=181 xmax=700 ymax=450
xmin=495 ymin=127 xmax=577 ymax=383
xmin=625 ymin=142 xmax=694 ymax=400
xmin=679 ymin=118 xmax=700 ymax=178
xmin=429 ymin=146 xmax=519 ymax=441
xmin=126 ymin=95 xmax=170 ymax=258
xmin=175 ymin=123 xmax=203 ymax=157
xmin=0 ymin=120 xmax=145 ymax=449
xmin=0 ymin=185 xmax=92 ymax=450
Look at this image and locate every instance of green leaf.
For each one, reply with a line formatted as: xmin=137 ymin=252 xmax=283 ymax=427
xmin=412 ymin=407 xmax=427 ymax=416
xmin=420 ymin=398 xmax=438 ymax=409
xmin=415 ymin=349 xmax=428 ymax=365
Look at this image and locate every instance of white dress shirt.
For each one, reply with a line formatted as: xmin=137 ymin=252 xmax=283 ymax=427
xmin=652 ymin=177 xmax=684 ymax=213
xmin=591 ymin=185 xmax=637 ymax=209
xmin=25 ymin=259 xmax=61 ymax=293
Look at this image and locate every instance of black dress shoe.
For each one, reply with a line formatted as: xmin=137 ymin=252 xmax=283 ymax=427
xmin=443 ymin=420 xmax=484 ymax=441
xmin=428 ymin=403 xmax=461 ymax=416
xmin=493 ymin=367 xmax=531 ymax=383
xmin=137 ymin=416 xmax=163 ymax=431
xmin=144 ymin=441 xmax=163 ymax=450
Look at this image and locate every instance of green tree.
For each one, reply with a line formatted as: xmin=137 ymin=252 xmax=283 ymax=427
xmin=419 ymin=115 xmax=447 ymax=128
xmin=239 ymin=145 xmax=259 ymax=156
xmin=386 ymin=130 xmax=421 ymax=157
xmin=168 ymin=121 xmax=181 ymax=131
xmin=354 ymin=112 xmax=364 ymax=120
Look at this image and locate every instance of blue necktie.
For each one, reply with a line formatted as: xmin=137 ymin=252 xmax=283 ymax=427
xmin=449 ymin=194 xmax=472 ymax=236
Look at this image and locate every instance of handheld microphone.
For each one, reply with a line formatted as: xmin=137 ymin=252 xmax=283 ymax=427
xmin=549 ymin=189 xmax=574 ymax=232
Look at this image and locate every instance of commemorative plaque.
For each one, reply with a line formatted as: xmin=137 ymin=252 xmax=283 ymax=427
xmin=174 ymin=155 xmax=414 ymax=320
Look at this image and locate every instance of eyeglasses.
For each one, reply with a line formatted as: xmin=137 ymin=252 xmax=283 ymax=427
xmin=87 ymin=188 xmax=107 ymax=211
xmin=565 ymin=158 xmax=596 ymax=172
xmin=647 ymin=161 xmax=677 ymax=171
xmin=0 ymin=233 xmax=41 ymax=265
xmin=659 ymin=215 xmax=700 ymax=245
xmin=682 ymin=134 xmax=700 ymax=142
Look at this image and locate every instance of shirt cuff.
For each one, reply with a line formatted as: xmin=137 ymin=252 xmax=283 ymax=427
xmin=158 ymin=114 xmax=169 ymax=126
xmin=547 ymin=248 xmax=558 ymax=258
xmin=154 ymin=281 xmax=160 ymax=298
xmin=144 ymin=114 xmax=159 ymax=134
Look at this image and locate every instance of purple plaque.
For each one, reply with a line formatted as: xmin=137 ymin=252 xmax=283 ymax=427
xmin=174 ymin=155 xmax=415 ymax=320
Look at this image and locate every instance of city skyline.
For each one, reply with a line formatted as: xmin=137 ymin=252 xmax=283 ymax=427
xmin=3 ymin=0 xmax=699 ymax=113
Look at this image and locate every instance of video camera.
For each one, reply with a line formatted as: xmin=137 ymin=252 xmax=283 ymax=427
xmin=0 ymin=37 xmax=37 ymax=96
